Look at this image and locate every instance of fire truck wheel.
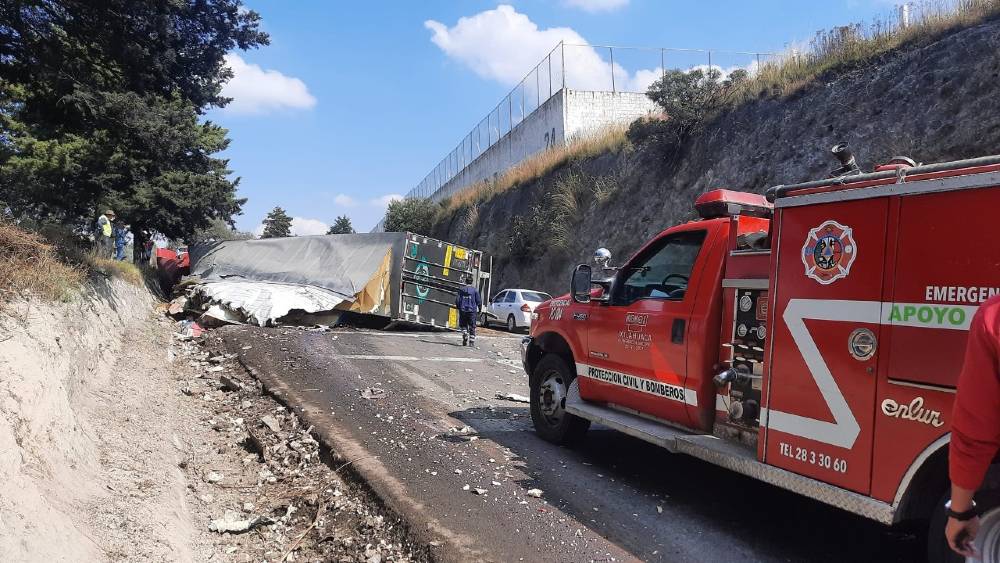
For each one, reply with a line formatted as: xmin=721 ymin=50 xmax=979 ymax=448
xmin=927 ymin=490 xmax=981 ymax=563
xmin=530 ymin=354 xmax=590 ymax=445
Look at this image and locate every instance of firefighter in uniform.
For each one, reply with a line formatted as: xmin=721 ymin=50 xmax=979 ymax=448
xmin=455 ymin=274 xmax=481 ymax=347
xmin=946 ymin=293 xmax=1000 ymax=557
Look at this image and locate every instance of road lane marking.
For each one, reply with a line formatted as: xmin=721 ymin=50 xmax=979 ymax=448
xmin=330 ymin=354 xmax=484 ymax=363
xmin=329 ymin=332 xmax=523 ymax=341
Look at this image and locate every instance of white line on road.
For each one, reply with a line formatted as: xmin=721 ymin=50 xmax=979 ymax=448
xmin=331 ymin=332 xmax=523 ymax=341
xmin=330 ymin=354 xmax=484 ymax=363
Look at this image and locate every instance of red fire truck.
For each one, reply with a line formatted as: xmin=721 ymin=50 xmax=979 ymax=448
xmin=521 ymin=148 xmax=1000 ymax=561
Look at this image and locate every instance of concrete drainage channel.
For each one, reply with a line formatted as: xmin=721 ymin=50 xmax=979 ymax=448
xmin=177 ymin=331 xmax=432 ymax=563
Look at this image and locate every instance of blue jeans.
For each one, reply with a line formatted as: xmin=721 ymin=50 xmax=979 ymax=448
xmin=115 ymin=245 xmax=126 ymax=261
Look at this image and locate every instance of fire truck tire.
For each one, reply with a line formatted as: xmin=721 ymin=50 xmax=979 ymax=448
xmin=927 ymin=490 xmax=975 ymax=563
xmin=530 ymin=354 xmax=590 ymax=445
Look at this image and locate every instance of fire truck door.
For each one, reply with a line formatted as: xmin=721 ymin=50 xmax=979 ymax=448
xmin=763 ymin=199 xmax=888 ymax=494
xmin=582 ymin=229 xmax=709 ymax=427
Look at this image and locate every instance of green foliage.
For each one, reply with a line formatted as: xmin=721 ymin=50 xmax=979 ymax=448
xmin=189 ymin=218 xmax=255 ymax=244
xmin=261 ymin=207 xmax=292 ymax=239
xmin=383 ymin=198 xmax=437 ymax=234
xmin=326 ymin=215 xmax=355 ymax=235
xmin=0 ymin=1 xmax=267 ymax=240
xmin=640 ymin=68 xmax=747 ymax=155
xmin=506 ymin=170 xmax=596 ymax=263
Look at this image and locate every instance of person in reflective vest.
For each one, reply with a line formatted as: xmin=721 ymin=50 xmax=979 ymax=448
xmin=95 ymin=210 xmax=115 ymax=258
xmin=455 ymin=274 xmax=482 ymax=347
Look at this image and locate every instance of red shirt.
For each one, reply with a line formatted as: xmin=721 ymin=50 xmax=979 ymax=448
xmin=950 ymin=294 xmax=1000 ymax=490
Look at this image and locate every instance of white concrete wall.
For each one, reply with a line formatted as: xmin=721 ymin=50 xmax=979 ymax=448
xmin=564 ymin=90 xmax=660 ymax=141
xmin=426 ymin=89 xmax=659 ymax=204
xmin=431 ymin=90 xmax=566 ymax=202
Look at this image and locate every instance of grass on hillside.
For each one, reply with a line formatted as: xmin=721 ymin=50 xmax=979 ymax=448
xmin=0 ymin=221 xmax=146 ymax=306
xmin=745 ymin=0 xmax=1000 ymax=99
xmin=441 ymin=124 xmax=631 ymax=215
xmin=0 ymin=221 xmax=85 ymax=304
xmin=85 ymin=254 xmax=144 ymax=286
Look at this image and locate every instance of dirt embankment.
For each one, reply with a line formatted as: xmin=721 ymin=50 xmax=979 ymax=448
xmin=0 ymin=279 xmax=427 ymax=562
xmin=432 ymin=17 xmax=1000 ymax=295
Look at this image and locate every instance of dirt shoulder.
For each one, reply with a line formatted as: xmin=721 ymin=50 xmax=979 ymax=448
xmin=0 ymin=281 xmax=429 ymax=562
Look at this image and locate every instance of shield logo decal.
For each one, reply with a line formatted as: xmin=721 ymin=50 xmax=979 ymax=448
xmin=801 ymin=220 xmax=857 ymax=285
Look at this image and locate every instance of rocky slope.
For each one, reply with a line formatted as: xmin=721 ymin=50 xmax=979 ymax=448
xmin=432 ymin=16 xmax=1000 ymax=295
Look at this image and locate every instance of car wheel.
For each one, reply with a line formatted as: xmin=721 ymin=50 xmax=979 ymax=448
xmin=529 ymin=354 xmax=590 ymax=445
xmin=507 ymin=314 xmax=517 ymax=332
xmin=480 ymin=313 xmax=489 ymax=327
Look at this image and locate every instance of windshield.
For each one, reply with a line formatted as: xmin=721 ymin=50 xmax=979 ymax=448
xmin=521 ymin=291 xmax=552 ymax=302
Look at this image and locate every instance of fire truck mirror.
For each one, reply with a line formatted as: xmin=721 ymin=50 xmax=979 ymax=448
xmin=571 ymin=264 xmax=593 ymax=304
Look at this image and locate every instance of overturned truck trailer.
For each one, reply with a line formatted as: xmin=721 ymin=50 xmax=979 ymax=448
xmin=189 ymin=232 xmax=492 ymax=328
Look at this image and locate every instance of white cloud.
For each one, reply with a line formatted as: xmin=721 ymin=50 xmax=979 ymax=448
xmin=563 ymin=0 xmax=629 ymax=13
xmin=425 ymin=5 xmax=655 ymax=92
xmin=221 ymin=54 xmax=317 ymax=114
xmin=290 ymin=217 xmax=329 ymax=236
xmin=371 ymin=194 xmax=404 ymax=208
xmin=334 ymin=194 xmax=357 ymax=207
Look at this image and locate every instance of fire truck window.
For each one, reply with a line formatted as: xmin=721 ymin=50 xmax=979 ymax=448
xmin=615 ymin=230 xmax=707 ymax=304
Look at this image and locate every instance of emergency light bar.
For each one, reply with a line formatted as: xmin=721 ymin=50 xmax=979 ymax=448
xmin=694 ymin=189 xmax=773 ymax=219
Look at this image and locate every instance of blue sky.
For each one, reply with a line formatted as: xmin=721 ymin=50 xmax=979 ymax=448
xmin=212 ymin=0 xmax=900 ymax=234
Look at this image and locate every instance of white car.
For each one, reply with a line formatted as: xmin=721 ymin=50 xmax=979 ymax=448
xmin=482 ymin=289 xmax=553 ymax=332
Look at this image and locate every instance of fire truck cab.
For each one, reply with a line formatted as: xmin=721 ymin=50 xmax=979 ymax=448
xmin=522 ymin=150 xmax=1000 ymax=561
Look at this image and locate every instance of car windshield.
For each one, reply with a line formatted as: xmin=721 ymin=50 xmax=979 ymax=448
xmin=521 ymin=291 xmax=551 ymax=302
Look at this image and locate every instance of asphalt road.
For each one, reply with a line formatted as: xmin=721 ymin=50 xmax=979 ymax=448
xmin=215 ymin=325 xmax=923 ymax=563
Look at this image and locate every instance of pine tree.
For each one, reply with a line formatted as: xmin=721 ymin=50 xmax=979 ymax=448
xmin=261 ymin=207 xmax=293 ymax=238
xmin=326 ymin=215 xmax=355 ymax=234
xmin=0 ymin=2 xmax=268 ymax=239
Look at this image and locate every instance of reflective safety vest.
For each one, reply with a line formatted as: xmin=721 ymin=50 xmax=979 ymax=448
xmin=98 ymin=216 xmax=112 ymax=237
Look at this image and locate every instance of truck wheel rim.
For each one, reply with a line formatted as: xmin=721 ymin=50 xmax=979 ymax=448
xmin=978 ymin=506 xmax=1000 ymax=562
xmin=539 ymin=371 xmax=567 ymax=425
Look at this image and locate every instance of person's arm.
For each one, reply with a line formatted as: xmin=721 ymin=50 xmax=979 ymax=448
xmin=455 ymin=290 xmax=462 ymax=309
xmin=947 ymin=307 xmax=1000 ymax=556
xmin=950 ymin=309 xmax=1000 ymax=491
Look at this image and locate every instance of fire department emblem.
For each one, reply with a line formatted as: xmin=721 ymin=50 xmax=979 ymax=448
xmin=801 ymin=220 xmax=857 ymax=285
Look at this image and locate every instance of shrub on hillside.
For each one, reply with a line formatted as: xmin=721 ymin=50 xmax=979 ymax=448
xmin=638 ymin=68 xmax=748 ymax=157
xmin=383 ymin=198 xmax=438 ymax=234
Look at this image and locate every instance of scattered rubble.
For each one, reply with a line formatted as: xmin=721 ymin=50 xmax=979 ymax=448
xmin=526 ymin=489 xmax=544 ymax=498
xmin=360 ymin=387 xmax=388 ymax=400
xmin=208 ymin=510 xmax=274 ymax=534
xmin=169 ymin=324 xmax=429 ymax=562
xmin=494 ymin=392 xmax=530 ymax=403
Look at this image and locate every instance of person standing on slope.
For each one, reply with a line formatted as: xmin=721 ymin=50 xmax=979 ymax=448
xmin=455 ymin=274 xmax=482 ymax=347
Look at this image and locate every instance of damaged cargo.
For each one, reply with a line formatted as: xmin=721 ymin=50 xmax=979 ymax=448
xmin=186 ymin=232 xmax=492 ymax=328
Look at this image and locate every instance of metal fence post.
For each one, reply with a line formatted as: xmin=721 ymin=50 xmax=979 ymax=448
xmin=548 ymin=52 xmax=552 ymax=98
xmin=535 ymin=65 xmax=540 ymax=108
xmin=609 ymin=46 xmax=615 ymax=92
xmin=561 ymin=41 xmax=566 ymax=90
xmin=520 ymin=81 xmax=525 ymax=121
xmin=708 ymin=50 xmax=712 ymax=73
xmin=661 ymin=48 xmax=665 ymax=82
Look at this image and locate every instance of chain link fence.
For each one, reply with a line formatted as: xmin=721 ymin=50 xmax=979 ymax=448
xmin=405 ymin=43 xmax=774 ymax=202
